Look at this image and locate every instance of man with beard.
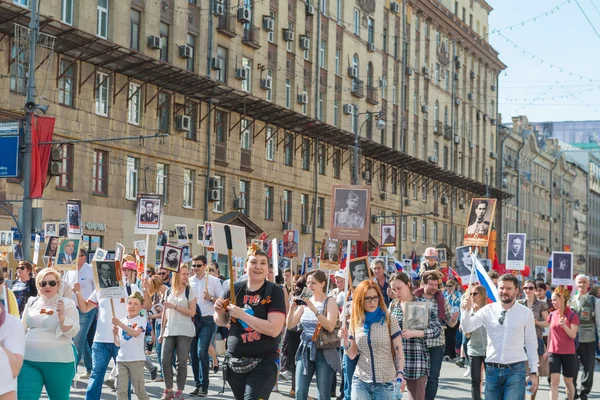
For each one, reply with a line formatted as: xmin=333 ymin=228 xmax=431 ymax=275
xmin=461 ymin=274 xmax=539 ymax=399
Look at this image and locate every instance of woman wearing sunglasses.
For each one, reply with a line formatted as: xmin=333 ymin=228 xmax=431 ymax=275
xmin=464 ymin=285 xmax=488 ymax=400
xmin=17 ymin=268 xmax=80 ymax=399
xmin=12 ymin=261 xmax=37 ymax=316
xmin=341 ymin=279 xmax=406 ymax=399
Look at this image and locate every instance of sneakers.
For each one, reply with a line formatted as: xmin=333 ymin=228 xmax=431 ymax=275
xmin=455 ymin=358 xmax=465 ymax=368
xmin=173 ymin=390 xmax=184 ymax=400
xmin=463 ymin=367 xmax=471 ymax=377
xmin=444 ymin=355 xmax=451 ymax=361
xmin=160 ymin=390 xmax=175 ymax=400
xmin=104 ymin=379 xmax=115 ymax=390
xmin=198 ymin=388 xmax=208 ymax=397
xmin=151 ymin=366 xmax=158 ymax=380
xmin=79 ymin=371 xmax=91 ymax=379
xmin=190 ymin=388 xmax=200 ymax=396
xmin=279 ymin=370 xmax=291 ymax=381
xmin=273 ymin=384 xmax=279 ymax=392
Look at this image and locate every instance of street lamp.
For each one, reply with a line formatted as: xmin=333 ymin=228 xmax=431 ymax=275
xmin=353 ymin=110 xmax=385 ymax=185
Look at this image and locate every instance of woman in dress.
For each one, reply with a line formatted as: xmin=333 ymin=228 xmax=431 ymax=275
xmin=11 ymin=261 xmax=37 ymax=316
xmin=17 ymin=268 xmax=80 ymax=399
xmin=465 ymin=285 xmax=488 ymax=400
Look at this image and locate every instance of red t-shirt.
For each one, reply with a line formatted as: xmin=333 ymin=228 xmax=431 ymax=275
xmin=547 ymin=307 xmax=579 ymax=354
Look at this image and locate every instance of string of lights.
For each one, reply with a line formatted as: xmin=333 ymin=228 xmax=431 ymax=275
xmin=488 ymin=1 xmax=571 ymax=34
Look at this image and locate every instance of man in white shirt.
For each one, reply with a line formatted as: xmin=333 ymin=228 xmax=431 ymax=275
xmin=461 ymin=274 xmax=539 ymax=400
xmin=188 ymin=254 xmax=223 ymax=397
xmin=63 ymin=247 xmax=96 ymax=378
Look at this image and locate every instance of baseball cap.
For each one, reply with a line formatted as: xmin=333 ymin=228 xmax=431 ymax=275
xmin=334 ymin=270 xmax=346 ymax=279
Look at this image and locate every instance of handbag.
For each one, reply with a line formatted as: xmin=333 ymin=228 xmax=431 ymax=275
xmin=312 ymin=297 xmax=341 ymax=349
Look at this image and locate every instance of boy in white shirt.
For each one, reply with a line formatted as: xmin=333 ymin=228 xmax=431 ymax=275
xmin=112 ymin=292 xmax=149 ymax=400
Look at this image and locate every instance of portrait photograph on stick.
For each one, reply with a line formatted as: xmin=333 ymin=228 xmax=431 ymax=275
xmin=455 ymin=245 xmax=477 ymax=284
xmin=92 ymin=260 xmax=124 ymax=299
xmin=66 ymin=199 xmax=82 ymax=236
xmin=203 ymin=222 xmax=214 ymax=248
xmin=44 ymin=222 xmax=57 ymax=238
xmin=55 ymin=238 xmax=81 ymax=270
xmin=156 ymin=230 xmax=168 ymax=250
xmin=437 ymin=248 xmax=447 ymax=264
xmin=283 ymin=229 xmax=299 ymax=258
xmin=135 ymin=194 xmax=162 ymax=234
xmin=181 ymin=243 xmax=192 ymax=263
xmin=380 ymin=224 xmax=396 ymax=247
xmin=348 ymin=256 xmax=371 ymax=289
xmin=196 ymin=224 xmax=205 ymax=245
xmin=115 ymin=242 xmax=125 ymax=263
xmin=133 ymin=240 xmax=146 ymax=257
xmin=321 ymin=239 xmax=340 ymax=265
xmin=330 ymin=185 xmax=371 ymax=241
xmin=463 ymin=198 xmax=497 ymax=246
xmin=161 ymin=244 xmax=182 ymax=272
xmin=58 ymin=222 xmax=68 ymax=237
xmin=535 ymin=266 xmax=547 ymax=282
xmin=505 ymin=233 xmax=526 ymax=271
xmin=551 ymin=251 xmax=574 ymax=286
xmin=13 ymin=243 xmax=23 ymax=261
xmin=175 ymin=224 xmax=188 ymax=244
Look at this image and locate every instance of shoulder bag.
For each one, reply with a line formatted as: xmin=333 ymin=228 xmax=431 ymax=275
xmin=312 ymin=297 xmax=342 ymax=349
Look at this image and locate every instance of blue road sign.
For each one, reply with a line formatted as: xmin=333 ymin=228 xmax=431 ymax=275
xmin=0 ymin=136 xmax=20 ymax=178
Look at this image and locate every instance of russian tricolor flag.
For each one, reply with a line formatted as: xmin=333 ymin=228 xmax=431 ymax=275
xmin=470 ymin=252 xmax=499 ymax=303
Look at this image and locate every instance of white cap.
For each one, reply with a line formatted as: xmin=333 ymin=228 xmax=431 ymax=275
xmin=334 ymin=270 xmax=346 ymax=279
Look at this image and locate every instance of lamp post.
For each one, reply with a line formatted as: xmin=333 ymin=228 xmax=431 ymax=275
xmin=353 ymin=110 xmax=385 ymax=185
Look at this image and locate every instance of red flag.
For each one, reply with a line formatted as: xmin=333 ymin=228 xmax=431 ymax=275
xmin=449 ymin=267 xmax=466 ymax=289
xmin=30 ymin=116 xmax=55 ymax=199
xmin=492 ymin=252 xmax=500 ymax=272
xmin=371 ymin=247 xmax=379 ymax=257
xmin=259 ymin=232 xmax=267 ymax=241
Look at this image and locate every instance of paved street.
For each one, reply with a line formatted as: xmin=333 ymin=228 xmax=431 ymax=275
xmin=44 ymin=354 xmax=600 ymax=399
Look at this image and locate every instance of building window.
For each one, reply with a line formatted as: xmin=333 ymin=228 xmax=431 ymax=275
xmin=216 ymin=46 xmax=228 ymax=83
xmin=185 ymin=103 xmax=197 ymax=140
xmin=317 ymin=197 xmax=324 ymax=228
xmin=367 ymin=17 xmax=374 ymax=45
xmin=422 ymin=219 xmax=427 ymax=243
xmin=183 ymin=169 xmax=194 ymax=208
xmin=213 ymin=175 xmax=224 ymax=212
xmin=283 ymin=190 xmax=292 ymax=222
xmin=302 ymin=138 xmax=310 ymax=170
xmin=55 ymin=144 xmax=73 ymax=190
xmin=130 ymin=9 xmax=140 ymax=50
xmin=401 ymin=216 xmax=407 ymax=240
xmin=9 ymin=43 xmax=26 ymax=94
xmin=318 ymin=92 xmax=324 ymax=121
xmin=333 ymin=149 xmax=341 ymax=178
xmin=302 ymin=85 xmax=308 ymax=115
xmin=301 ymin=194 xmax=309 ymax=225
xmin=286 ymin=21 xmax=294 ymax=52
xmin=14 ymin=0 xmax=29 ymax=7
xmin=239 ymin=180 xmax=249 ymax=215
xmin=242 ymin=57 xmax=252 ymax=92
xmin=333 ymin=99 xmax=339 ymax=127
xmin=186 ymin=34 xmax=196 ymax=72
xmin=336 ymin=0 xmax=342 ymax=22
xmin=241 ymin=119 xmax=252 ymax=150
xmin=353 ymin=8 xmax=360 ymax=35
xmin=266 ymin=127 xmax=275 ymax=161
xmin=158 ymin=92 xmax=170 ymax=132
xmin=433 ymin=222 xmax=438 ymax=243
xmin=128 ymin=83 xmax=141 ymax=125
xmin=160 ymin=22 xmax=169 ymax=62
xmin=125 ymin=156 xmax=138 ymax=200
xmin=318 ymin=144 xmax=326 ymax=175
xmin=156 ymin=163 xmax=168 ymax=203
xmin=265 ymin=186 xmax=274 ymax=220
xmin=319 ymin=39 xmax=326 ymax=68
xmin=268 ymin=11 xmax=276 ymax=43
xmin=58 ymin=59 xmax=75 ymax=107
xmin=392 ymin=169 xmax=398 ymax=194
xmin=92 ymin=150 xmax=108 ymax=195
xmin=412 ymin=217 xmax=417 ymax=242
xmin=97 ymin=0 xmax=109 ymax=39
xmin=62 ymin=0 xmax=74 ymax=25
xmin=285 ymin=78 xmax=291 ymax=108
xmin=284 ymin=133 xmax=294 ymax=166
xmin=95 ymin=72 xmax=109 ymax=116
xmin=422 ymin=183 xmax=427 ymax=202
xmin=383 ymin=27 xmax=388 ymax=53
xmin=266 ymin=69 xmax=273 ymax=102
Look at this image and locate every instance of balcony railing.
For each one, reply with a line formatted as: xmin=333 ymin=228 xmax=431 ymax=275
xmin=217 ymin=12 xmax=237 ymax=37
xmin=351 ymin=79 xmax=364 ymax=98
xmin=434 ymin=120 xmax=443 ymax=136
xmin=366 ymin=86 xmax=379 ymax=104
xmin=242 ymin=25 xmax=261 ymax=49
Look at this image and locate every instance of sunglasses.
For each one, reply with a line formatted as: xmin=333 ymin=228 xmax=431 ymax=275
xmin=498 ymin=310 xmax=507 ymax=326
xmin=146 ymin=270 xmax=153 ymax=274
xmin=523 ymin=286 xmax=535 ymax=290
xmin=40 ymin=280 xmax=58 ymax=288
xmin=159 ymin=272 xmax=169 ymax=276
xmin=470 ymin=292 xmax=479 ymax=297
xmin=364 ymin=296 xmax=380 ymax=304
xmin=17 ymin=266 xmax=27 ymax=271
xmin=193 ymin=263 xmax=204 ymax=267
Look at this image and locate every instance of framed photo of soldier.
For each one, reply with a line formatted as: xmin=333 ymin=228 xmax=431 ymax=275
xmin=181 ymin=243 xmax=192 ymax=263
xmin=92 ymin=260 xmax=124 ymax=299
xmin=505 ymin=233 xmax=526 ymax=271
xmin=535 ymin=266 xmax=547 ymax=282
xmin=66 ymin=200 xmax=82 ymax=236
xmin=321 ymin=239 xmax=340 ymax=265
xmin=283 ymin=230 xmax=299 ymax=258
xmin=380 ymin=224 xmax=396 ymax=247
xmin=437 ymin=249 xmax=447 ymax=264
xmin=330 ymin=185 xmax=371 ymax=242
xmin=463 ymin=198 xmax=497 ymax=247
xmin=348 ymin=256 xmax=371 ymax=289
xmin=161 ymin=244 xmax=182 ymax=273
xmin=175 ymin=224 xmax=188 ymax=244
xmin=44 ymin=222 xmax=57 ymax=238
xmin=551 ymin=252 xmax=574 ymax=286
xmin=135 ymin=194 xmax=162 ymax=235
xmin=58 ymin=223 xmax=68 ymax=237
xmin=196 ymin=224 xmax=205 ymax=245
xmin=55 ymin=238 xmax=81 ymax=270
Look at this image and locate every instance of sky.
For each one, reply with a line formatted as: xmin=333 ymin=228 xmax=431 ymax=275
xmin=488 ymin=0 xmax=600 ymax=123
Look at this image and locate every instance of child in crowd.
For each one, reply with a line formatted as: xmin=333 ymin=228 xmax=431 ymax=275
xmin=112 ymin=292 xmax=150 ymax=400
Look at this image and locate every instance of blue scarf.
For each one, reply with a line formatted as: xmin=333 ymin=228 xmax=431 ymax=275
xmin=364 ymin=306 xmax=385 ymax=334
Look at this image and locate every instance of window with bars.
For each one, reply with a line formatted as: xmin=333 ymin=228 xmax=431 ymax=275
xmin=92 ymin=150 xmax=107 ymax=195
xmin=56 ymin=144 xmax=73 ymax=190
xmin=58 ymin=59 xmax=75 ymax=107
xmin=125 ymin=156 xmax=138 ymax=200
xmin=265 ymin=186 xmax=274 ymax=220
xmin=156 ymin=163 xmax=168 ymax=203
xmin=283 ymin=190 xmax=292 ymax=222
xmin=239 ymin=180 xmax=250 ymax=215
xmin=317 ymin=197 xmax=325 ymax=228
xmin=183 ymin=169 xmax=195 ymax=208
xmin=301 ymin=194 xmax=309 ymax=225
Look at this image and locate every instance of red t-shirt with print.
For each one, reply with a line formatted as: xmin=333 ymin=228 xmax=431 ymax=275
xmin=547 ymin=307 xmax=579 ymax=354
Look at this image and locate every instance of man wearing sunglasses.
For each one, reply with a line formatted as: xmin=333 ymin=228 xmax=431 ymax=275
xmin=461 ymin=274 xmax=539 ymax=400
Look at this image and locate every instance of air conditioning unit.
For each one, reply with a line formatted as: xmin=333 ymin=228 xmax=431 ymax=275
xmin=362 ymin=171 xmax=371 ymax=181
xmin=490 ymin=118 xmax=497 ymax=125
xmin=214 ymin=3 xmax=225 ymax=16
xmin=421 ymin=105 xmax=429 ymax=113
xmin=208 ymin=177 xmax=221 ymax=189
xmin=422 ymin=66 xmax=430 ymax=75
xmin=284 ymin=29 xmax=295 ymax=42
xmin=260 ymin=77 xmax=272 ymax=90
xmin=208 ymin=189 xmax=221 ymax=202
xmin=49 ymin=160 xmax=62 ymax=176
xmin=470 ymin=70 xmax=476 ymax=79
xmin=237 ymin=7 xmax=251 ymax=23
xmin=263 ymin=16 xmax=275 ymax=31
xmin=406 ymin=66 xmax=414 ymax=75
xmin=391 ymin=2 xmax=400 ymax=14
xmin=148 ymin=35 xmax=162 ymax=49
xmin=282 ymin=222 xmax=293 ymax=231
xmin=469 ymin=142 xmax=475 ymax=149
xmin=301 ymin=224 xmax=313 ymax=234
xmin=441 ymin=196 xmax=449 ymax=205
xmin=489 ymin=151 xmax=497 ymax=159
xmin=490 ymin=84 xmax=496 ymax=91
xmin=297 ymin=92 xmax=308 ymax=104
xmin=468 ymin=93 xmax=474 ymax=100
xmin=343 ymin=104 xmax=354 ymax=115
xmin=235 ymin=67 xmax=248 ymax=80
xmin=179 ymin=45 xmax=193 ymax=59
xmin=348 ymin=66 xmax=358 ymax=78
xmin=175 ymin=115 xmax=191 ymax=131
xmin=306 ymin=3 xmax=315 ymax=16
xmin=380 ymin=192 xmax=388 ymax=200
xmin=454 ymin=72 xmax=459 ymax=80
xmin=455 ymin=98 xmax=461 ymax=106
xmin=428 ymin=156 xmax=438 ymax=164
xmin=210 ymin=57 xmax=223 ymax=70
xmin=454 ymin=135 xmax=460 ymax=145
xmin=404 ymin=199 xmax=411 ymax=206
xmin=234 ymin=198 xmax=246 ymax=210
xmin=367 ymin=42 xmax=375 ymax=52
xmin=299 ymin=35 xmax=310 ymax=50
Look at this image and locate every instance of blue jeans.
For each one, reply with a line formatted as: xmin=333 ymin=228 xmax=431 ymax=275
xmin=295 ymin=348 xmax=334 ymax=400
xmin=484 ymin=361 xmax=526 ymax=400
xmin=73 ymin=307 xmax=97 ymax=372
xmin=190 ymin=316 xmax=216 ymax=389
xmin=86 ymin=342 xmax=118 ymax=400
xmin=351 ymin=377 xmax=394 ymax=400
xmin=343 ymin=353 xmax=358 ymax=400
xmin=425 ymin=345 xmax=444 ymax=400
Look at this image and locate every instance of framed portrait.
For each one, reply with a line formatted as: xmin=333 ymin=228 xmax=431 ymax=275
xmin=12 ymin=243 xmax=23 ymax=261
xmin=302 ymin=257 xmax=314 ymax=273
xmin=161 ymin=244 xmax=182 ymax=272
xmin=279 ymin=257 xmax=291 ymax=272
xmin=135 ymin=194 xmax=162 ymax=235
xmin=196 ymin=224 xmax=205 ymax=245
xmin=181 ymin=243 xmax=192 ymax=263
xmin=66 ymin=200 xmax=82 ymax=236
xmin=380 ymin=224 xmax=396 ymax=247
xmin=480 ymin=259 xmax=492 ymax=272
xmin=505 ymin=233 xmax=526 ymax=270
xmin=55 ymin=238 xmax=81 ymax=270
xmin=437 ymin=248 xmax=447 ymax=264
xmin=175 ymin=224 xmax=188 ymax=244
xmin=58 ymin=223 xmax=68 ymax=238
xmin=551 ymin=252 xmax=574 ymax=286
xmin=251 ymin=239 xmax=264 ymax=249
xmin=133 ymin=240 xmax=146 ymax=257
xmin=404 ymin=301 xmax=430 ymax=331
xmin=283 ymin=230 xmax=299 ymax=258
xmin=321 ymin=239 xmax=341 ymax=266
xmin=115 ymin=242 xmax=125 ymax=263
xmin=156 ymin=230 xmax=168 ymax=250
xmin=454 ymin=245 xmax=476 ymax=284
xmin=92 ymin=260 xmax=124 ymax=299
xmin=403 ymin=259 xmax=413 ymax=273
xmin=463 ymin=198 xmax=497 ymax=247
xmin=44 ymin=236 xmax=60 ymax=259
xmin=534 ymin=266 xmax=547 ymax=282
xmin=44 ymin=222 xmax=57 ymax=238
xmin=0 ymin=231 xmax=13 ymax=252
xmin=104 ymin=251 xmax=116 ymax=261
xmin=203 ymin=222 xmax=214 ymax=248
xmin=93 ymin=247 xmax=108 ymax=261
xmin=348 ymin=256 xmax=371 ymax=289
xmin=330 ymin=185 xmax=371 ymax=242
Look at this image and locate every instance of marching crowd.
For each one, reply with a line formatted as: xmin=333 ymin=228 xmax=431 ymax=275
xmin=0 ymin=245 xmax=600 ymax=400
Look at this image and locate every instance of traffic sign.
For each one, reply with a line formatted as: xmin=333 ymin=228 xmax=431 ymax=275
xmin=0 ymin=136 xmax=20 ymax=178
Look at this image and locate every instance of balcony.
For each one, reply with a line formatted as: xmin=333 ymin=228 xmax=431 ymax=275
xmin=443 ymin=124 xmax=452 ymax=140
xmin=351 ymin=79 xmax=364 ymax=98
xmin=434 ymin=120 xmax=443 ymax=136
xmin=366 ymin=86 xmax=379 ymax=105
xmin=217 ymin=12 xmax=237 ymax=37
xmin=240 ymin=149 xmax=252 ymax=171
xmin=242 ymin=25 xmax=261 ymax=49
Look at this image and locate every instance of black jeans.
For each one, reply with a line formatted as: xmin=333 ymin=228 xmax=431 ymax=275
xmin=470 ymin=356 xmax=486 ymax=400
xmin=227 ymin=358 xmax=278 ymax=400
xmin=575 ymin=341 xmax=596 ymax=397
xmin=445 ymin=323 xmax=459 ymax=358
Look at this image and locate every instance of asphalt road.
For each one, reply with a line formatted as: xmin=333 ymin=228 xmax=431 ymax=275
xmin=44 ymin=354 xmax=600 ymax=399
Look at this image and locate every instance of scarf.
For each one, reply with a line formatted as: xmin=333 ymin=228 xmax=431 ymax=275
xmin=363 ymin=306 xmax=385 ymax=334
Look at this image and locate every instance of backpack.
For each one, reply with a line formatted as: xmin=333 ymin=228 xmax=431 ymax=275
xmin=166 ymin=286 xmax=203 ymax=332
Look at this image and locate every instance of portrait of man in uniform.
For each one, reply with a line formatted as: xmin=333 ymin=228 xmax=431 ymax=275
xmin=322 ymin=240 xmax=340 ymax=263
xmin=466 ymin=200 xmax=490 ymax=236
xmin=334 ymin=190 xmax=365 ymax=229
xmin=330 ymin=185 xmax=371 ymax=242
xmin=381 ymin=224 xmax=396 ymax=246
xmin=283 ymin=230 xmax=299 ymax=258
xmin=140 ymin=200 xmax=158 ymax=223
xmin=463 ymin=198 xmax=496 ymax=246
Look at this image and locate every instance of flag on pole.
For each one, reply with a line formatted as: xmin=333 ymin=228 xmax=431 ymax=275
xmin=471 ymin=252 xmax=499 ymax=303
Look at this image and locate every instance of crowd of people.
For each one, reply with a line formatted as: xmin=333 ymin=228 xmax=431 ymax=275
xmin=0 ymin=245 xmax=600 ymax=400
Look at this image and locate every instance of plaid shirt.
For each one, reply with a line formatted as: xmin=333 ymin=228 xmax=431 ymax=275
xmin=389 ymin=297 xmax=442 ymax=380
xmin=414 ymin=293 xmax=452 ymax=348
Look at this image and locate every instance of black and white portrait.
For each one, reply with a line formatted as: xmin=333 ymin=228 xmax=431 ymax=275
xmin=133 ymin=240 xmax=146 ymax=257
xmin=437 ymin=249 xmax=447 ymax=264
xmin=0 ymin=231 xmax=14 ymax=247
xmin=535 ymin=266 xmax=547 ymax=282
xmin=463 ymin=198 xmax=497 ymax=246
xmin=66 ymin=200 xmax=82 ymax=236
xmin=44 ymin=236 xmax=60 ymax=259
xmin=279 ymin=257 xmax=291 ymax=271
xmin=95 ymin=261 xmax=120 ymax=289
xmin=551 ymin=252 xmax=573 ymax=285
xmin=480 ymin=259 xmax=491 ymax=272
xmin=196 ymin=224 xmax=205 ymax=245
xmin=44 ymin=222 xmax=57 ymax=238
xmin=93 ymin=248 xmax=107 ymax=261
xmin=58 ymin=223 xmax=68 ymax=237
xmin=321 ymin=239 xmax=340 ymax=263
xmin=330 ymin=185 xmax=371 ymax=242
xmin=404 ymin=302 xmax=430 ymax=331
xmin=203 ymin=222 xmax=213 ymax=247
xmin=115 ymin=242 xmax=125 ymax=262
xmin=380 ymin=224 xmax=396 ymax=247
xmin=156 ymin=231 xmax=168 ymax=250
xmin=455 ymin=245 xmax=475 ymax=283
xmin=135 ymin=194 xmax=162 ymax=234
xmin=13 ymin=243 xmax=23 ymax=261
xmin=161 ymin=244 xmax=182 ymax=272
xmin=175 ymin=224 xmax=188 ymax=244
xmin=348 ymin=256 xmax=371 ymax=288
xmin=181 ymin=243 xmax=192 ymax=263
xmin=506 ymin=233 xmax=526 ymax=271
